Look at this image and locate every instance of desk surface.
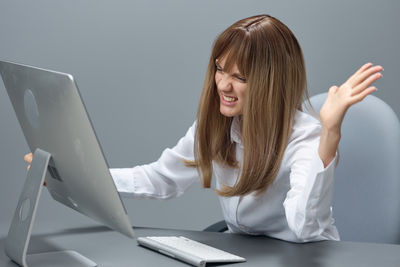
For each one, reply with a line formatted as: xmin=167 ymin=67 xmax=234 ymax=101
xmin=1 ymin=225 xmax=400 ymax=267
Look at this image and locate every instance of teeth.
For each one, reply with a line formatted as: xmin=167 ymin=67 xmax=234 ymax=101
xmin=223 ymin=95 xmax=237 ymax=102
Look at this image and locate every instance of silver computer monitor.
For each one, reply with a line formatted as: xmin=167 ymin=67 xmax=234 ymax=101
xmin=0 ymin=60 xmax=134 ymax=266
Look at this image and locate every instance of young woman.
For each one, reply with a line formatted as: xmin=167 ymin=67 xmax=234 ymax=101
xmin=25 ymin=14 xmax=383 ymax=243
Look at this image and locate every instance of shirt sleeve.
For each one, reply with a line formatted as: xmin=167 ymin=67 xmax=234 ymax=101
xmin=109 ymin=121 xmax=200 ymax=199
xmin=283 ymin=122 xmax=339 ymax=242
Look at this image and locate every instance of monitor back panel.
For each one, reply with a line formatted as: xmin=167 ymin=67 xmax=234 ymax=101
xmin=0 ymin=61 xmax=134 ymax=238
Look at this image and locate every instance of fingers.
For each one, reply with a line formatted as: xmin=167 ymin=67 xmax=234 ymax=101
xmin=24 ymin=153 xmax=32 ymax=171
xmin=24 ymin=153 xmax=33 ymax=163
xmin=23 ymin=152 xmax=45 ymax=186
xmin=351 ymin=72 xmax=382 ymax=96
xmin=347 ymin=64 xmax=383 ymax=88
xmin=351 ymin=65 xmax=383 ymax=87
xmin=347 ymin=63 xmax=372 ymax=83
xmin=351 ymin=86 xmax=377 ymax=105
xmin=353 ymin=62 xmax=373 ymax=77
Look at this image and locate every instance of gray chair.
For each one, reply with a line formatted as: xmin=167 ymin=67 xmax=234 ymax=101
xmin=305 ymin=93 xmax=400 ymax=244
xmin=205 ymin=93 xmax=400 ymax=244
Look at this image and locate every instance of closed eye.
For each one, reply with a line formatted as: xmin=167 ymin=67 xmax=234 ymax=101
xmin=215 ymin=60 xmax=246 ymax=82
xmin=215 ymin=63 xmax=223 ymax=72
xmin=234 ymin=75 xmax=246 ymax=83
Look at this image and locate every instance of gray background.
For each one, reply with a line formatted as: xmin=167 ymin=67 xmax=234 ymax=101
xmin=0 ymin=0 xmax=399 ymax=235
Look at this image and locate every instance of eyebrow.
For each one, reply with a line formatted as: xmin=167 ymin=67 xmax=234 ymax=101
xmin=215 ymin=59 xmax=245 ymax=78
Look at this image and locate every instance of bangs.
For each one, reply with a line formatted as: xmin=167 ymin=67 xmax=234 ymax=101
xmin=212 ymin=29 xmax=252 ymax=79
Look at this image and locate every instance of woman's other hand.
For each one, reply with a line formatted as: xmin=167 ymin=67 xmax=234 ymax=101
xmin=24 ymin=153 xmax=33 ymax=171
xmin=24 ymin=152 xmax=46 ymax=186
xmin=320 ymin=63 xmax=383 ymax=132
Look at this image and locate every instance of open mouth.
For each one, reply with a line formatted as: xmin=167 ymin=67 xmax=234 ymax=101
xmin=221 ymin=94 xmax=238 ymax=104
xmin=222 ymin=95 xmax=238 ymax=102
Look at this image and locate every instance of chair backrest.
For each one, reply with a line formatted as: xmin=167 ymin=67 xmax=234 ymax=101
xmin=305 ymin=93 xmax=400 ymax=244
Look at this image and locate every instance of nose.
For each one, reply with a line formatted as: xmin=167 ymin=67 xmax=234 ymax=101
xmin=217 ymin=73 xmax=232 ymax=91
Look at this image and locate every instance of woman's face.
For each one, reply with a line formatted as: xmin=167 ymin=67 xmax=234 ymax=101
xmin=215 ymin=56 xmax=248 ymax=117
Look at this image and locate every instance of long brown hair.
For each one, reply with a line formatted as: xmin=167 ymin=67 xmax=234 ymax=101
xmin=186 ymin=15 xmax=309 ymax=197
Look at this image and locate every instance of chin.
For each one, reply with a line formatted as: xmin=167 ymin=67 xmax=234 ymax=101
xmin=220 ymin=107 xmax=239 ymax=117
xmin=221 ymin=113 xmax=235 ymax=118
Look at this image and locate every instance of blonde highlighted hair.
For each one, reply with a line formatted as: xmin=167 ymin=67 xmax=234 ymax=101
xmin=186 ymin=15 xmax=309 ymax=197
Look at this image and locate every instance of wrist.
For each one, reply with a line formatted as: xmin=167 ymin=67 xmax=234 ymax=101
xmin=319 ymin=127 xmax=341 ymax=168
xmin=321 ymin=126 xmax=341 ymax=141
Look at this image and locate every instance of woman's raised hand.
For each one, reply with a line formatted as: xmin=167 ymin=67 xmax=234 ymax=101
xmin=319 ymin=63 xmax=383 ymax=133
xmin=317 ymin=63 xmax=383 ymax=167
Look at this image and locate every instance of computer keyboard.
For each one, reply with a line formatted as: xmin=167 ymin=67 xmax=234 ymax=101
xmin=137 ymin=236 xmax=246 ymax=267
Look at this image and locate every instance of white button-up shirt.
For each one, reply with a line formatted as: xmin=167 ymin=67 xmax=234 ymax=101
xmin=110 ymin=110 xmax=340 ymax=243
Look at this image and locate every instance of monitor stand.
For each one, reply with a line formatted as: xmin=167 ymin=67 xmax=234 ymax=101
xmin=5 ymin=148 xmax=96 ymax=267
